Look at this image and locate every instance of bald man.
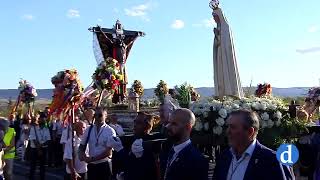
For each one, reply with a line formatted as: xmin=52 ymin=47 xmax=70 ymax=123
xmin=164 ymin=108 xmax=208 ymax=180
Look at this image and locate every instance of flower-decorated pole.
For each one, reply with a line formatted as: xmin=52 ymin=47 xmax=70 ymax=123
xmin=10 ymin=80 xmax=37 ymax=119
xmin=49 ymin=69 xmax=83 ymax=125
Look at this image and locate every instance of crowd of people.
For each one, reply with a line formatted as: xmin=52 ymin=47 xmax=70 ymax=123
xmin=0 ymin=103 xmax=298 ymax=180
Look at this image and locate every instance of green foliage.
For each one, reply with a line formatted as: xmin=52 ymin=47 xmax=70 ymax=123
xmin=174 ymin=82 xmax=192 ymax=108
xmin=154 ymin=80 xmax=169 ymax=103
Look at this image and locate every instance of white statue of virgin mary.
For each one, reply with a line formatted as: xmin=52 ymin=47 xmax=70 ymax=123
xmin=212 ymin=6 xmax=244 ymax=99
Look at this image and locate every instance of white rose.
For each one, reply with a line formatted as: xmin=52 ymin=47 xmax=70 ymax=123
xmin=219 ymin=108 xmax=228 ymax=118
xmin=252 ymin=102 xmax=260 ymax=110
xmin=267 ymin=120 xmax=274 ymax=128
xmin=203 ymin=111 xmax=209 ymax=118
xmin=231 ymin=104 xmax=240 ymax=110
xmin=204 ymin=122 xmax=209 ymax=131
xmin=267 ymin=104 xmax=277 ymax=111
xmin=212 ymin=126 xmax=223 ymax=135
xmin=194 ymin=121 xmax=203 ymax=131
xmin=275 ymin=120 xmax=281 ymax=127
xmin=274 ymin=111 xmax=282 ymax=119
xmin=215 ymin=118 xmax=225 ymax=126
xmin=261 ymin=112 xmax=269 ymax=121
xmin=261 ymin=103 xmax=267 ymax=110
xmin=242 ymin=103 xmax=251 ymax=110
xmin=260 ymin=121 xmax=268 ymax=128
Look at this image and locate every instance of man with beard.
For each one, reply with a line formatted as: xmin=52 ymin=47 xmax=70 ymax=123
xmin=164 ymin=108 xmax=208 ymax=180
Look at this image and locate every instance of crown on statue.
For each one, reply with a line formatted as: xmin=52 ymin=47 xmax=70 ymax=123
xmin=209 ymin=0 xmax=219 ymax=10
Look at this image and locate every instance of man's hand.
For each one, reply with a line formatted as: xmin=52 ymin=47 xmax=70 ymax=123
xmin=70 ymin=170 xmax=81 ymax=180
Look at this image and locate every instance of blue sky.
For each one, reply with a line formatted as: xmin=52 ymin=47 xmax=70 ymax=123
xmin=1 ymin=0 xmax=320 ymax=89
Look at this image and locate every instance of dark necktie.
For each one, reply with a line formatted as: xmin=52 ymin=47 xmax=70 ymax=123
xmin=164 ymin=148 xmax=175 ymax=179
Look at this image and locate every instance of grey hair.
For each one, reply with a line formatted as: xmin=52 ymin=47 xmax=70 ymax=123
xmin=229 ymin=110 xmax=260 ymax=138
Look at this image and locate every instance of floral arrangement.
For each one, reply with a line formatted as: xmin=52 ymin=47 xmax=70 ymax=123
xmin=190 ymin=97 xmax=308 ymax=147
xmin=49 ymin=69 xmax=83 ymax=117
xmin=131 ymin=80 xmax=144 ymax=97
xmin=18 ymin=80 xmax=37 ymax=104
xmin=190 ymin=87 xmax=200 ymax=101
xmin=174 ymin=83 xmax=192 ymax=108
xmin=154 ymin=80 xmax=169 ymax=103
xmin=92 ymin=57 xmax=123 ymax=93
xmin=255 ymin=83 xmax=272 ymax=97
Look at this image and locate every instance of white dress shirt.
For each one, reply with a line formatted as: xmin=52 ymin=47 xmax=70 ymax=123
xmin=227 ymin=139 xmax=257 ymax=180
xmin=64 ymin=133 xmax=88 ymax=174
xmin=169 ymin=139 xmax=191 ymax=166
xmin=109 ymin=123 xmax=125 ymax=136
xmin=80 ymin=123 xmax=116 ymax=164
xmin=29 ymin=126 xmax=51 ymax=148
xmin=52 ymin=120 xmax=64 ymax=136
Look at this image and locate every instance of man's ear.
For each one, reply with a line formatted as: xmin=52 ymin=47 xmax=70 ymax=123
xmin=247 ymin=127 xmax=255 ymax=139
xmin=186 ymin=124 xmax=192 ymax=131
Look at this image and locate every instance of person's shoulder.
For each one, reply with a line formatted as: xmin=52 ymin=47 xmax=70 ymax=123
xmin=256 ymin=142 xmax=276 ymax=157
xmin=184 ymin=144 xmax=207 ymax=161
xmin=104 ymin=124 xmax=116 ymax=134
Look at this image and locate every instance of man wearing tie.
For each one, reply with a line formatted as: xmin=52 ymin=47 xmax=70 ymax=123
xmin=164 ymin=108 xmax=208 ymax=180
xmin=213 ymin=110 xmax=294 ymax=180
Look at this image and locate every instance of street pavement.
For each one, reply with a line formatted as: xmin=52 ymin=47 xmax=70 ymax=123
xmin=13 ymin=160 xmax=64 ymax=180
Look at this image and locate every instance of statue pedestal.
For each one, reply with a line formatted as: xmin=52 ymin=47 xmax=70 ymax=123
xmin=108 ymin=107 xmax=159 ymax=133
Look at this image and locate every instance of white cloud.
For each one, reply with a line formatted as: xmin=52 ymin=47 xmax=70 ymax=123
xmin=67 ymin=9 xmax=80 ymax=18
xmin=97 ymin=18 xmax=103 ymax=22
xmin=193 ymin=18 xmax=215 ymax=28
xmin=296 ymin=46 xmax=320 ymax=54
xmin=124 ymin=2 xmax=153 ymax=21
xmin=308 ymin=25 xmax=318 ymax=33
xmin=113 ymin=8 xmax=119 ymax=13
xmin=171 ymin=20 xmax=185 ymax=29
xmin=22 ymin=14 xmax=34 ymax=20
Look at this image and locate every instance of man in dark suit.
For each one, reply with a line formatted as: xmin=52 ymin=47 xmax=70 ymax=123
xmin=110 ymin=112 xmax=158 ymax=180
xmin=164 ymin=108 xmax=208 ymax=180
xmin=213 ymin=110 xmax=294 ymax=180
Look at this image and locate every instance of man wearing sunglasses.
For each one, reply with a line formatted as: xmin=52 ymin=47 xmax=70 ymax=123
xmin=79 ymin=107 xmax=116 ymax=180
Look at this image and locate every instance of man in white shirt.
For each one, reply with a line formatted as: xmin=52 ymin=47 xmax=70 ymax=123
xmin=29 ymin=115 xmax=51 ymax=180
xmin=79 ymin=107 xmax=116 ymax=180
xmin=109 ymin=114 xmax=125 ymax=136
xmin=64 ymin=121 xmax=87 ymax=180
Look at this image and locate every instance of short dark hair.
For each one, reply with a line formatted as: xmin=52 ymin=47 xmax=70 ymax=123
xmin=137 ymin=112 xmax=155 ymax=128
xmin=229 ymin=109 xmax=260 ymax=137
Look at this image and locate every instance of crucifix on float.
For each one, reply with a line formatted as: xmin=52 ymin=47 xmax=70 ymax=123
xmin=89 ymin=20 xmax=145 ymax=103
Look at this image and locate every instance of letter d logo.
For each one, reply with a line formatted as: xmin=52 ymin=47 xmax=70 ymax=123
xmin=276 ymin=144 xmax=299 ymax=166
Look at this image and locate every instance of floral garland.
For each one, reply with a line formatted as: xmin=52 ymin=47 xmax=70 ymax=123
xmin=18 ymin=79 xmax=37 ymax=104
xmin=154 ymin=80 xmax=169 ymax=103
xmin=255 ymin=83 xmax=272 ymax=97
xmin=190 ymin=97 xmax=307 ymax=147
xmin=92 ymin=57 xmax=123 ymax=93
xmin=131 ymin=80 xmax=144 ymax=97
xmin=49 ymin=69 xmax=83 ymax=117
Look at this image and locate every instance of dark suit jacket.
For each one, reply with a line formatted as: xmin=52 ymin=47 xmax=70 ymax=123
xmin=112 ymin=134 xmax=158 ymax=180
xmin=164 ymin=143 xmax=209 ymax=180
xmin=213 ymin=141 xmax=294 ymax=180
